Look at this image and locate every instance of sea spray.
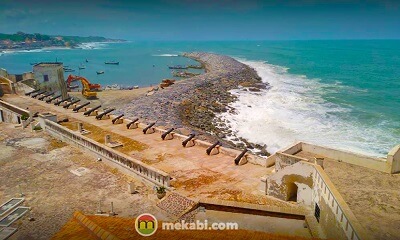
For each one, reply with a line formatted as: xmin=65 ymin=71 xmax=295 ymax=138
xmin=216 ymin=59 xmax=397 ymax=157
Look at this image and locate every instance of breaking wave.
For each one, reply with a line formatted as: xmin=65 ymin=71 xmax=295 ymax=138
xmin=77 ymin=42 xmax=107 ymax=50
xmin=152 ymin=54 xmax=179 ymax=57
xmin=216 ymin=59 xmax=397 ymax=157
xmin=0 ymin=49 xmax=52 ymax=56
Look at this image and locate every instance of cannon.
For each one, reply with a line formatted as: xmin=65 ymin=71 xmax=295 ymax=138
xmin=84 ymin=105 xmax=101 ymax=116
xmin=57 ymin=118 xmax=69 ymax=124
xmin=126 ymin=118 xmax=139 ymax=129
xmin=31 ymin=90 xmax=46 ymax=98
xmin=25 ymin=89 xmax=40 ymax=96
xmin=182 ymin=133 xmax=195 ymax=147
xmin=234 ymin=148 xmax=248 ymax=165
xmin=161 ymin=128 xmax=175 ymax=140
xmin=96 ymin=108 xmax=115 ymax=120
xmin=63 ymin=99 xmax=81 ymax=108
xmin=206 ymin=141 xmax=221 ymax=155
xmin=143 ymin=122 xmax=156 ymax=134
xmin=72 ymin=102 xmax=90 ymax=112
xmin=46 ymin=94 xmax=61 ymax=103
xmin=112 ymin=114 xmax=124 ymax=124
xmin=54 ymin=97 xmax=72 ymax=106
xmin=38 ymin=92 xmax=55 ymax=101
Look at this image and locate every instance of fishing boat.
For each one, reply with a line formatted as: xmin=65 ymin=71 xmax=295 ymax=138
xmin=96 ymin=71 xmax=105 ymax=75
xmin=79 ymin=65 xmax=86 ymax=70
xmin=64 ymin=68 xmax=75 ymax=73
xmin=168 ymin=65 xmax=187 ymax=69
xmin=105 ymin=61 xmax=119 ymax=65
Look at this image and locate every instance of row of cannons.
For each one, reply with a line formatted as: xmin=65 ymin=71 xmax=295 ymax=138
xmin=25 ymin=89 xmax=250 ymax=165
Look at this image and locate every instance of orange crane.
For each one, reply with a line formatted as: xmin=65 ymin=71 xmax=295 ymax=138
xmin=66 ymin=75 xmax=99 ymax=99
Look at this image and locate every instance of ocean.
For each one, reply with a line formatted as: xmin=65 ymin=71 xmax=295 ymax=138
xmin=1 ymin=40 xmax=399 ymax=157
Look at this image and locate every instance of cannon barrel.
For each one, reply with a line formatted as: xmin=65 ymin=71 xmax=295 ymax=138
xmin=25 ymin=89 xmax=40 ymax=96
xmin=46 ymin=94 xmax=61 ymax=103
xmin=38 ymin=92 xmax=55 ymax=101
xmin=112 ymin=114 xmax=124 ymax=124
xmin=72 ymin=102 xmax=90 ymax=112
xmin=95 ymin=108 xmax=115 ymax=119
xmin=57 ymin=118 xmax=69 ymax=124
xmin=84 ymin=105 xmax=101 ymax=116
xmin=126 ymin=118 xmax=139 ymax=129
xmin=142 ymin=122 xmax=156 ymax=134
xmin=182 ymin=133 xmax=195 ymax=147
xmin=63 ymin=99 xmax=81 ymax=108
xmin=31 ymin=90 xmax=46 ymax=98
xmin=206 ymin=141 xmax=221 ymax=155
xmin=54 ymin=97 xmax=72 ymax=106
xmin=161 ymin=128 xmax=175 ymax=140
xmin=234 ymin=148 xmax=248 ymax=165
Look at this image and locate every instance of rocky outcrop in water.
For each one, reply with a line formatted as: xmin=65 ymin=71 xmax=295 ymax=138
xmin=117 ymin=52 xmax=267 ymax=148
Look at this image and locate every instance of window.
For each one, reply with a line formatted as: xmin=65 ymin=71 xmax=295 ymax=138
xmin=43 ymin=74 xmax=49 ymax=82
xmin=315 ymin=203 xmax=321 ymax=222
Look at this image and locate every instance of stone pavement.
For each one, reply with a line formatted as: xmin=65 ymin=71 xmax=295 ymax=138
xmin=156 ymin=192 xmax=197 ymax=219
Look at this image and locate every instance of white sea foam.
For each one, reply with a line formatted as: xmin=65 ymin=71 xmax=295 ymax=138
xmin=0 ymin=49 xmax=52 ymax=56
xmin=152 ymin=54 xmax=179 ymax=57
xmin=217 ymin=59 xmax=396 ymax=157
xmin=77 ymin=42 xmax=107 ymax=50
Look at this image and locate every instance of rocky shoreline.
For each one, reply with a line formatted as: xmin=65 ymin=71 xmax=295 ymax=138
xmin=117 ymin=52 xmax=269 ymax=154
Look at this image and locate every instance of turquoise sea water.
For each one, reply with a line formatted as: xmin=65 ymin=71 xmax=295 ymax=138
xmin=1 ymin=40 xmax=399 ymax=156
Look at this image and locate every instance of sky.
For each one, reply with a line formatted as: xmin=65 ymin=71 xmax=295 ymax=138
xmin=0 ymin=0 xmax=400 ymax=41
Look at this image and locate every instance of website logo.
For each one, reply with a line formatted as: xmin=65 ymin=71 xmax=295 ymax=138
xmin=135 ymin=213 xmax=158 ymax=237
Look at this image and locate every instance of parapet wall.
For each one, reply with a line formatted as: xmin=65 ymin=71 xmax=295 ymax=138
xmin=42 ymin=119 xmax=171 ymax=188
xmin=265 ymin=160 xmax=370 ymax=240
xmin=0 ymin=100 xmax=29 ymax=125
xmin=278 ymin=141 xmax=400 ymax=174
xmin=312 ymin=165 xmax=369 ymax=240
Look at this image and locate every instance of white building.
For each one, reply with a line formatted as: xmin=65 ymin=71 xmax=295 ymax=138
xmin=33 ymin=62 xmax=67 ymax=99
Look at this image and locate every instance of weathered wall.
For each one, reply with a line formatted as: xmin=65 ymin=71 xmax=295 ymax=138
xmin=387 ymin=145 xmax=400 ymax=174
xmin=266 ymin=161 xmax=314 ymax=201
xmin=275 ymin=152 xmax=308 ymax=171
xmin=33 ymin=64 xmax=66 ymax=97
xmin=265 ymin=158 xmax=369 ymax=239
xmin=301 ymin=142 xmax=391 ymax=173
xmin=296 ymin=182 xmax=312 ymax=206
xmin=0 ymin=100 xmax=29 ymax=124
xmin=279 ymin=141 xmax=398 ymax=174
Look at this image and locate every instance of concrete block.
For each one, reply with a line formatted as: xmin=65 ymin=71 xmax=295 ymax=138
xmin=128 ymin=182 xmax=136 ymax=194
xmin=185 ymin=139 xmax=196 ymax=148
xmin=237 ymin=154 xmax=249 ymax=165
xmin=209 ymin=146 xmax=220 ymax=156
xmin=163 ymin=133 xmax=174 ymax=140
xmin=128 ymin=122 xmax=139 ymax=129
xmin=145 ymin=127 xmax=155 ymax=134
